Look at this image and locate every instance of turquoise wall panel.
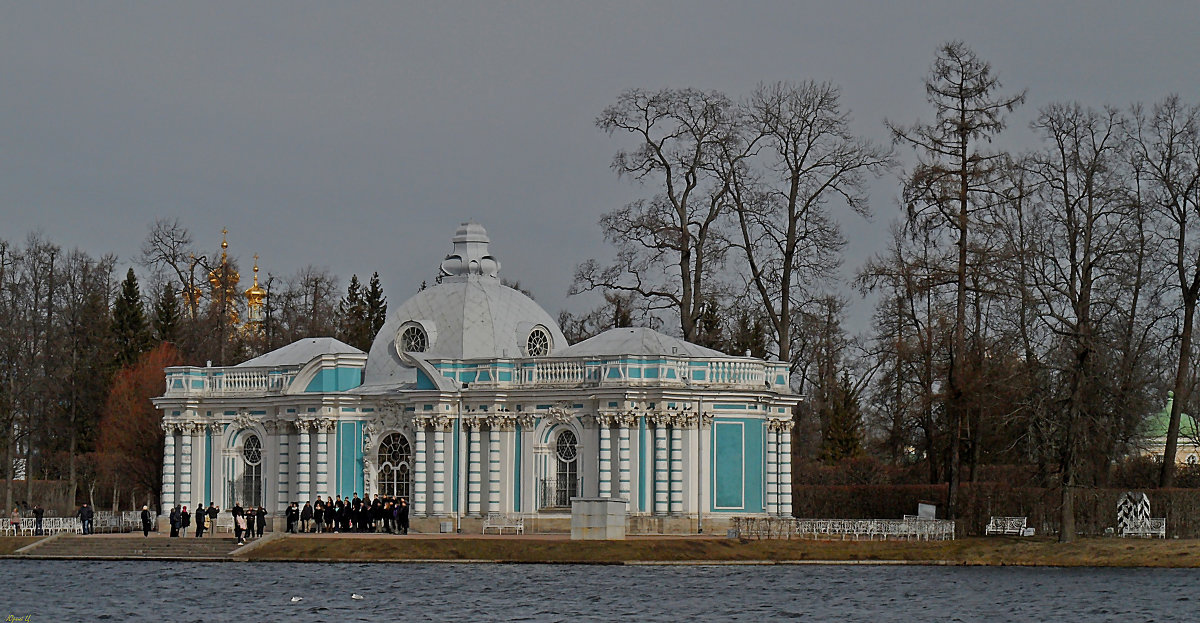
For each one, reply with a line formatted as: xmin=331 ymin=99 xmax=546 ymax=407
xmin=337 ymin=421 xmax=364 ymax=497
xmin=713 ymin=422 xmax=744 ymax=509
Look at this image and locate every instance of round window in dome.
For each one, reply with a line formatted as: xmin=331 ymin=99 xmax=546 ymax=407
xmin=400 ymin=324 xmax=428 ymax=353
xmin=527 ymin=327 xmax=551 ymax=357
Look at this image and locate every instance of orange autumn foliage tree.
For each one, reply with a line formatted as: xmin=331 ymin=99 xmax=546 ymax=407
xmin=98 ymin=342 xmax=181 ymax=511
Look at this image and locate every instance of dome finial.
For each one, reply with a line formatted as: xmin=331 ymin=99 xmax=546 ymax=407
xmin=439 ymin=222 xmax=501 ymax=279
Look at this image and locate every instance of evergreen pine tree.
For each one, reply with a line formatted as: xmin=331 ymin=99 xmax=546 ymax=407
xmin=820 ymin=371 xmax=864 ymax=463
xmin=111 ymin=267 xmax=152 ymax=366
xmin=152 ymin=283 xmax=181 ymax=345
xmin=365 ymin=271 xmax=387 ymax=338
xmin=337 ymin=275 xmax=371 ymax=351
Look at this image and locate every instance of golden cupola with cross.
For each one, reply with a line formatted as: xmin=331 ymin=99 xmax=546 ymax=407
xmin=207 ymin=229 xmax=241 ymax=324
xmin=245 ymin=254 xmax=267 ymax=325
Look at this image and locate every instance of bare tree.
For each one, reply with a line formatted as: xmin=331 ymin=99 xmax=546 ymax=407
xmin=887 ymin=41 xmax=1025 ymax=517
xmin=574 ymin=88 xmax=739 ymax=341
xmin=1129 ymin=96 xmax=1200 ymax=486
xmin=1024 ymin=104 xmax=1134 ymax=542
xmin=727 ymin=81 xmax=892 ymax=364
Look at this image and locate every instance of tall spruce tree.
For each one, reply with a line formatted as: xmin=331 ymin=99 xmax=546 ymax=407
xmin=152 ymin=283 xmax=181 ymax=345
xmin=337 ymin=275 xmax=371 ymax=351
xmin=365 ymin=272 xmax=387 ymax=340
xmin=111 ymin=268 xmax=151 ymax=367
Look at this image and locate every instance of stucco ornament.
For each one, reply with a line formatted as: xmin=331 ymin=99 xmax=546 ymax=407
xmin=231 ymin=411 xmax=256 ymax=431
xmin=545 ymin=402 xmax=574 ymax=425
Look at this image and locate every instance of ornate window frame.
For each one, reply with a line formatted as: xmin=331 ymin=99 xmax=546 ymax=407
xmin=526 ymin=325 xmax=552 ymax=357
xmin=396 ymin=321 xmax=434 ymax=355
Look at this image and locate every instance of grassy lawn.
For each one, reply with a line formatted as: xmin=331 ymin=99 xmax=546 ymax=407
xmin=242 ymin=536 xmax=1200 ymax=566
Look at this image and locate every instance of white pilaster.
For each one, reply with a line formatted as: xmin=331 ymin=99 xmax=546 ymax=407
xmin=669 ymin=423 xmax=683 ymax=514
xmin=653 ymin=419 xmax=668 ymax=516
xmin=617 ymin=420 xmax=631 ymax=505
xmin=277 ymin=424 xmax=290 ymax=511
xmin=599 ymin=420 xmax=612 ymax=498
xmin=297 ymin=421 xmax=312 ymax=503
xmin=766 ymin=425 xmax=779 ymax=516
xmin=467 ymin=421 xmax=481 ymax=516
xmin=161 ymin=423 xmax=176 ymax=510
xmin=315 ymin=420 xmax=330 ymax=498
xmin=179 ymin=425 xmax=193 ymax=505
xmin=432 ymin=424 xmax=446 ymax=515
xmin=487 ymin=425 xmax=501 ymax=513
xmin=780 ymin=421 xmax=793 ymax=517
xmin=414 ymin=421 xmax=428 ymax=515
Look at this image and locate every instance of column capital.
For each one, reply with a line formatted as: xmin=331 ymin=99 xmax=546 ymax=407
xmin=516 ymin=413 xmax=537 ymax=429
xmin=485 ymin=414 xmax=515 ymax=431
xmin=161 ymin=421 xmax=179 ymax=435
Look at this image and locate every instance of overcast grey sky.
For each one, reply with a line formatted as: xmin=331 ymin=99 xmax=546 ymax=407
xmin=3 ymin=2 xmax=1198 ymax=335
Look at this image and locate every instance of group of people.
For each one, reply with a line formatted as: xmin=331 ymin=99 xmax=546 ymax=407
xmin=228 ymin=503 xmax=268 ymax=545
xmin=285 ymin=493 xmax=410 ymax=535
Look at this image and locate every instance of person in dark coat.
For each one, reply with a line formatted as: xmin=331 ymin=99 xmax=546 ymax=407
xmin=286 ymin=502 xmax=298 ymax=533
xmin=181 ymin=506 xmax=191 ymax=535
xmin=169 ymin=505 xmax=180 ymax=537
xmin=256 ymin=506 xmax=266 ymax=538
xmin=300 ymin=501 xmax=313 ymax=533
xmin=206 ymin=503 xmax=219 ymax=537
xmin=33 ymin=504 xmax=44 ymax=536
xmin=140 ymin=505 xmax=152 ymax=537
xmin=397 ymin=497 xmax=409 ymax=535
xmin=231 ymin=502 xmax=244 ymax=543
xmin=195 ymin=504 xmax=206 ymax=538
xmin=76 ymin=503 xmax=94 ymax=535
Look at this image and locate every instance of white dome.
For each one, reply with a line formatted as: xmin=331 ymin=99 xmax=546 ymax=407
xmin=363 ymin=223 xmax=568 ymax=385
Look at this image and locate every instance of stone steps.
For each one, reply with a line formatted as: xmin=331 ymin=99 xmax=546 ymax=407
xmin=19 ymin=535 xmax=246 ymax=559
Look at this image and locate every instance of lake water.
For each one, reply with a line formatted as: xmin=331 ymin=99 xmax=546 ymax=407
xmin=0 ymin=560 xmax=1195 ymax=621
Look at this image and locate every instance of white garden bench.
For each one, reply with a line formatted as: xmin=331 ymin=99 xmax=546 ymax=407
xmin=482 ymin=512 xmax=524 ymax=534
xmin=985 ymin=516 xmax=1034 ymax=536
xmin=1120 ymin=517 xmax=1166 ymax=538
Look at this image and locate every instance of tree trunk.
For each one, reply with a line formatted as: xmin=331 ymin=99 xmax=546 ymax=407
xmin=1161 ymin=298 xmax=1195 ymax=487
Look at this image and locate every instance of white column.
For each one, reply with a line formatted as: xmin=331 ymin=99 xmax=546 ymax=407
xmin=297 ymin=421 xmax=312 ymax=503
xmin=276 ymin=424 xmax=290 ymax=512
xmin=780 ymin=422 xmax=793 ymax=517
xmin=414 ymin=421 xmax=428 ymax=516
xmin=161 ymin=423 xmax=176 ymax=510
xmin=467 ymin=421 xmax=481 ymax=516
xmin=766 ymin=425 xmax=779 ymax=516
xmin=598 ymin=420 xmax=613 ymax=498
xmin=179 ymin=426 xmax=194 ymax=506
xmin=432 ymin=424 xmax=446 ymax=515
xmin=653 ymin=420 xmax=668 ymax=515
xmin=487 ymin=425 xmax=501 ymax=513
xmin=618 ymin=421 xmax=631 ymax=504
xmin=315 ymin=421 xmax=330 ymax=498
xmin=669 ymin=423 xmax=683 ymax=514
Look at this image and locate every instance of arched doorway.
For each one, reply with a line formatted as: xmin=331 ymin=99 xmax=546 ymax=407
xmin=377 ymin=433 xmax=412 ymax=499
xmin=553 ymin=429 xmax=578 ymax=507
xmin=240 ymin=434 xmax=263 ymax=507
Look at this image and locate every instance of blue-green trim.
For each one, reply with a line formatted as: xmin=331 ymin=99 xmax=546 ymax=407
xmin=514 ymin=423 xmax=522 ymax=513
xmin=638 ymin=415 xmax=646 ymax=511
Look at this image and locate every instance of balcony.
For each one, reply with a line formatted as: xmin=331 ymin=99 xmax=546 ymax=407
xmin=162 ymin=366 xmax=299 ymax=397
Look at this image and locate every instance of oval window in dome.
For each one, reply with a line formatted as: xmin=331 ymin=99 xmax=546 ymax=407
xmin=527 ymin=326 xmax=551 ymax=357
xmin=399 ymin=324 xmax=428 ymax=353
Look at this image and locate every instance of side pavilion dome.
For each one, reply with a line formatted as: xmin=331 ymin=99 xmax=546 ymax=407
xmin=363 ymin=222 xmax=568 ymax=386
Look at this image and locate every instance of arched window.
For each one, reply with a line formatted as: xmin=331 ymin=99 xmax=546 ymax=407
xmin=400 ymin=325 xmax=427 ymax=353
xmin=527 ymin=327 xmax=551 ymax=357
xmin=377 ymin=433 xmax=412 ymax=499
xmin=553 ymin=429 xmax=578 ymax=506
xmin=240 ymin=434 xmax=263 ymax=508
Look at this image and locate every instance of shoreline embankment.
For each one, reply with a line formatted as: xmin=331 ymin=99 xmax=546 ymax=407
xmin=6 ymin=534 xmax=1200 ymax=567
